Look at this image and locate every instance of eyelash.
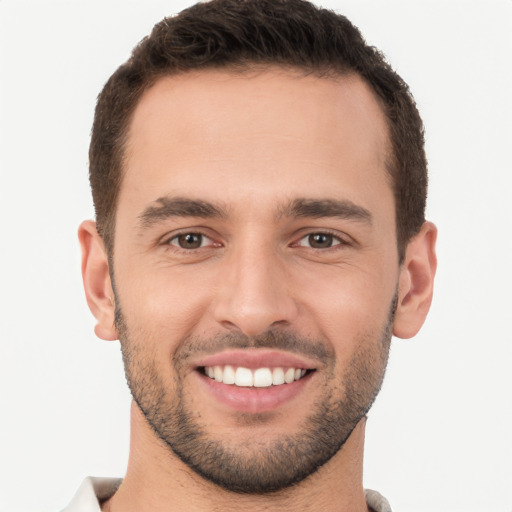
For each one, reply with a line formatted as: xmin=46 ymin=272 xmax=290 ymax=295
xmin=163 ymin=231 xmax=218 ymax=251
xmin=293 ymin=230 xmax=349 ymax=250
xmin=162 ymin=229 xmax=350 ymax=253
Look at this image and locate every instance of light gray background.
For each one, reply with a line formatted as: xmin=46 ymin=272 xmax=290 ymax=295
xmin=1 ymin=1 xmax=511 ymax=511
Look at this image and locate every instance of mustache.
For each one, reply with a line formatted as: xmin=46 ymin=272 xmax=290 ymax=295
xmin=174 ymin=330 xmax=335 ymax=366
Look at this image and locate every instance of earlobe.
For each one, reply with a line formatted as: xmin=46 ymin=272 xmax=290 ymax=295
xmin=78 ymin=220 xmax=118 ymax=341
xmin=393 ymin=221 xmax=437 ymax=339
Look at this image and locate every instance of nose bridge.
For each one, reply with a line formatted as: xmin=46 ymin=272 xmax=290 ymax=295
xmin=213 ymin=232 xmax=297 ymax=336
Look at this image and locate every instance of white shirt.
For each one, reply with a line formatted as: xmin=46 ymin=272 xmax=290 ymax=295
xmin=61 ymin=477 xmax=392 ymax=512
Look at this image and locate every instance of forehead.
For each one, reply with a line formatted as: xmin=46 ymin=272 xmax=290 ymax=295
xmin=121 ymin=68 xmax=392 ymax=221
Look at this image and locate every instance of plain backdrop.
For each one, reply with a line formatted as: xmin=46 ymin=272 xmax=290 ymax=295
xmin=0 ymin=1 xmax=511 ymax=511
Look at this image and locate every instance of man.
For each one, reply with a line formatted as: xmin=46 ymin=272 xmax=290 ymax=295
xmin=68 ymin=0 xmax=437 ymax=510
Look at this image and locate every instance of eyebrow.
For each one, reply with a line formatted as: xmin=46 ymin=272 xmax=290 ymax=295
xmin=138 ymin=197 xmax=227 ymax=228
xmin=280 ymin=198 xmax=372 ymax=224
xmin=138 ymin=195 xmax=372 ymax=230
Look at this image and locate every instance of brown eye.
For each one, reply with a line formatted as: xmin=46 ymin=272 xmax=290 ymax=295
xmin=308 ymin=233 xmax=334 ymax=248
xmin=172 ymin=233 xmax=205 ymax=249
xmin=295 ymin=232 xmax=343 ymax=249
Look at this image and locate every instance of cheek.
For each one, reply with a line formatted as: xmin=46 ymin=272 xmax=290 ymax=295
xmin=297 ymin=262 xmax=396 ymax=324
xmin=294 ymin=264 xmax=396 ymax=363
xmin=114 ymin=263 xmax=219 ymax=353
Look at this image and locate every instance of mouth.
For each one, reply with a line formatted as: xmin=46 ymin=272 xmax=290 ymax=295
xmin=201 ymin=365 xmax=314 ymax=387
xmin=192 ymin=350 xmax=318 ymax=413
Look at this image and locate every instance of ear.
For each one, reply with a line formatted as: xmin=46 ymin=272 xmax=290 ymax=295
xmin=78 ymin=220 xmax=118 ymax=341
xmin=393 ymin=221 xmax=437 ymax=339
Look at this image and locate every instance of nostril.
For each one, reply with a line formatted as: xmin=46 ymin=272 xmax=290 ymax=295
xmin=212 ymin=265 xmax=299 ymax=337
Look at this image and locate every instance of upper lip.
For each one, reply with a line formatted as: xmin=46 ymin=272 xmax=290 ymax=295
xmin=193 ymin=349 xmax=318 ymax=370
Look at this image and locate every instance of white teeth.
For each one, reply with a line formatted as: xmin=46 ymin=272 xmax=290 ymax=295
xmin=204 ymin=365 xmax=308 ymax=387
xmin=284 ymin=368 xmax=295 ymax=384
xmin=235 ymin=367 xmax=253 ymax=387
xmin=254 ymin=368 xmax=273 ymax=388
xmin=223 ymin=365 xmax=235 ymax=385
xmin=272 ymin=367 xmax=285 ymax=385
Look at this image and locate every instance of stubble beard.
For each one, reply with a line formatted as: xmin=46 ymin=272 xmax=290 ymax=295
xmin=115 ymin=299 xmax=395 ymax=494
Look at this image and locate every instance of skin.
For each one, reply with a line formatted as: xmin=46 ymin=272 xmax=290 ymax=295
xmin=79 ymin=68 xmax=437 ymax=511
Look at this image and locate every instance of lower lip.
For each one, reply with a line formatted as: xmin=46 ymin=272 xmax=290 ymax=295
xmin=196 ymin=371 xmax=314 ymax=413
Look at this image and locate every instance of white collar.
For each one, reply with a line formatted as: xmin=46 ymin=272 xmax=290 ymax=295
xmin=61 ymin=477 xmax=121 ymax=512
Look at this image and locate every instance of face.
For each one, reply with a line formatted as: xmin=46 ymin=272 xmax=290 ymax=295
xmin=112 ymin=69 xmax=399 ymax=493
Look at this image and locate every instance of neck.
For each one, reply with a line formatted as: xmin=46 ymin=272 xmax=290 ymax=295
xmin=103 ymin=402 xmax=370 ymax=512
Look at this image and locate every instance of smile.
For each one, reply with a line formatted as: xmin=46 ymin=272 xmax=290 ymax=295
xmin=193 ymin=349 xmax=318 ymax=412
xmin=202 ymin=365 xmax=310 ymax=387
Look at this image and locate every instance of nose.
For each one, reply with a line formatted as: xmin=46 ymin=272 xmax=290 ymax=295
xmin=212 ymin=240 xmax=299 ymax=337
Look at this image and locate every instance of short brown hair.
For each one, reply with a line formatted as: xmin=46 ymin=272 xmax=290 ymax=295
xmin=90 ymin=0 xmax=427 ymax=260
